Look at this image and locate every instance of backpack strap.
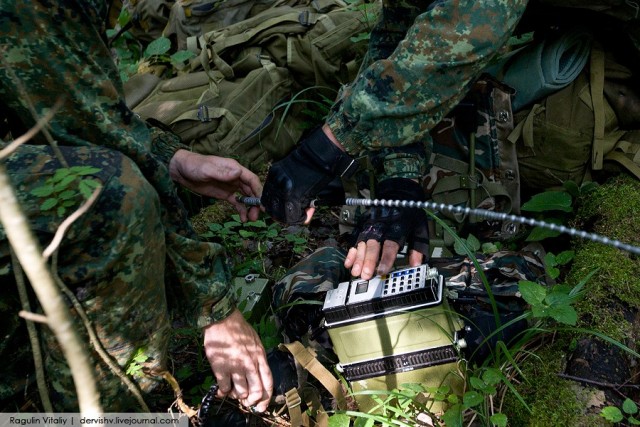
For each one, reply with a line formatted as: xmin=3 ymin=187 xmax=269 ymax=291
xmin=278 ymin=341 xmax=348 ymax=410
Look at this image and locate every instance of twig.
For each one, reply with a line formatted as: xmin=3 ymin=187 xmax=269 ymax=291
xmin=0 ymin=163 xmax=102 ymax=414
xmin=0 ymin=98 xmax=64 ymax=160
xmin=158 ymin=370 xmax=198 ymax=418
xmin=12 ymin=251 xmax=53 ymax=412
xmin=50 ymin=254 xmax=150 ymax=412
xmin=0 ymin=52 xmax=67 ymax=166
xmin=18 ymin=310 xmax=49 ymax=324
xmin=557 ymin=373 xmax=640 ymax=390
xmin=43 ymin=185 xmax=102 ymax=259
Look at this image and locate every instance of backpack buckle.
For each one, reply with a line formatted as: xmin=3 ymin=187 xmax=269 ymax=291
xmin=197 ymin=104 xmax=211 ymax=122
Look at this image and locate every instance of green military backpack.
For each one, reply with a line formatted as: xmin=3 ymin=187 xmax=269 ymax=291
xmin=130 ymin=0 xmax=380 ymax=172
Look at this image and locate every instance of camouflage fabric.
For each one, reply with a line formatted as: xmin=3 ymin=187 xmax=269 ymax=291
xmin=326 ymin=0 xmax=530 ymax=180
xmin=431 ymin=244 xmax=548 ymax=311
xmin=272 ymin=246 xmax=349 ymax=344
xmin=0 ymin=0 xmax=236 ymax=410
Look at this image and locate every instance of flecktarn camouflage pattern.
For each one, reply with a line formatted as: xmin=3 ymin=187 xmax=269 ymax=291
xmin=0 ymin=0 xmax=236 ymax=411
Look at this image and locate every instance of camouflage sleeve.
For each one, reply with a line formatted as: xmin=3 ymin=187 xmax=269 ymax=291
xmin=326 ymin=0 xmax=530 ymax=167
xmin=148 ymin=125 xmax=191 ymax=165
xmin=0 ymin=0 xmax=235 ymax=328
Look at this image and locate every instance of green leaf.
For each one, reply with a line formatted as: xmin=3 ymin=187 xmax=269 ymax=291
xmin=482 ymin=242 xmax=500 ymax=254
xmin=521 ymin=191 xmax=573 ymax=213
xmin=329 ymin=414 xmax=352 ymax=427
xmin=623 ymin=398 xmax=639 ymax=415
xmin=30 ymin=185 xmax=54 ymax=197
xmin=466 ymin=234 xmax=481 ymax=251
xmin=518 ymin=281 xmax=547 ymax=306
xmin=469 ymin=376 xmax=485 ymax=390
xmin=547 ymin=304 xmax=577 ymax=325
xmin=545 ymin=291 xmax=573 ymax=307
xmin=171 ymin=50 xmax=196 ymax=64
xmin=238 ymin=230 xmax=255 ymax=238
xmin=601 ymin=406 xmax=624 ymax=422
xmin=555 ymin=250 xmax=575 ymax=265
xmin=526 ymin=226 xmax=561 ymax=242
xmin=490 ymin=413 xmax=508 ymax=427
xmin=144 ymin=37 xmax=171 ymax=57
xmin=482 ymin=368 xmax=503 ymax=386
xmin=442 ymin=404 xmax=463 ymax=427
xmin=563 ymin=180 xmax=580 ymax=198
xmin=462 ymin=390 xmax=483 ymax=408
xmin=54 ymin=175 xmax=76 ymax=191
xmin=41 ymin=198 xmax=58 ymax=211
xmin=58 ymin=189 xmax=76 ymax=200
xmin=57 ymin=205 xmax=66 ymax=217
xmin=52 ymin=168 xmax=71 ymax=181
xmin=547 ymin=266 xmax=560 ymax=280
xmin=71 ymin=166 xmax=101 ymax=175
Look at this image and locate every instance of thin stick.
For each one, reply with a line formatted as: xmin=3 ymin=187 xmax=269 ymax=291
xmin=12 ymin=251 xmax=54 ymax=412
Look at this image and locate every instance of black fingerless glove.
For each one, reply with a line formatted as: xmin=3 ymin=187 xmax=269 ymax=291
xmin=355 ymin=177 xmax=430 ymax=256
xmin=261 ymin=127 xmax=358 ymax=224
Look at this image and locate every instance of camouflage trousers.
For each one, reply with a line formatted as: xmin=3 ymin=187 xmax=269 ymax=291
xmin=0 ymin=144 xmax=171 ymax=411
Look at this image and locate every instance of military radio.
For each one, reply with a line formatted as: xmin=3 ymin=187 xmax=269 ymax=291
xmin=322 ymin=264 xmax=466 ymax=413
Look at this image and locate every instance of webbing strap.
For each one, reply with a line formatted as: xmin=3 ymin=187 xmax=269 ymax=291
xmin=590 ymin=42 xmax=606 ymax=170
xmin=285 ymin=388 xmax=303 ymax=427
xmin=279 ymin=342 xmax=347 ymax=410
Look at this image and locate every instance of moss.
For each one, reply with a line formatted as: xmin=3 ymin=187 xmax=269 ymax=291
xmin=502 ymin=340 xmax=589 ymax=426
xmin=566 ymin=175 xmax=640 ymax=341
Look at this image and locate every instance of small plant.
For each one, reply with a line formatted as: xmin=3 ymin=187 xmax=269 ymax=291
xmin=126 ymin=347 xmax=150 ymax=377
xmin=201 ymin=214 xmax=309 ymax=276
xmin=30 ymin=166 xmax=101 ymax=217
xmin=601 ymin=398 xmax=640 ymax=425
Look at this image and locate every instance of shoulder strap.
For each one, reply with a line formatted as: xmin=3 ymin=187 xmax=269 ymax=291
xmin=279 ymin=341 xmax=348 ymax=410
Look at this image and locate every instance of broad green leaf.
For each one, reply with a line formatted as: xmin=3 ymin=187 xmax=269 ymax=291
xmin=52 ymin=168 xmax=71 ymax=181
xmin=490 ymin=413 xmax=508 ymax=427
xmin=482 ymin=367 xmax=503 ymax=386
xmin=518 ymin=281 xmax=547 ymax=305
xmin=547 ymin=266 xmax=560 ymax=280
xmin=623 ymin=398 xmax=639 ymax=415
xmin=144 ymin=37 xmax=171 ymax=57
xmin=601 ymin=406 xmax=624 ymax=422
xmin=555 ymin=250 xmax=575 ymax=265
xmin=466 ymin=234 xmax=481 ymax=251
xmin=547 ymin=304 xmax=577 ymax=325
xmin=462 ymin=390 xmax=483 ymax=408
xmin=482 ymin=242 xmax=500 ymax=254
xmin=526 ymin=226 xmax=561 ymax=242
xmin=442 ymin=404 xmax=463 ymax=427
xmin=545 ymin=291 xmax=573 ymax=306
xmin=171 ymin=50 xmax=195 ymax=64
xmin=72 ymin=166 xmax=101 ymax=175
xmin=59 ymin=189 xmax=76 ymax=200
xmin=30 ymin=185 xmax=54 ymax=197
xmin=54 ymin=175 xmax=76 ymax=191
xmin=521 ymin=191 xmax=572 ymax=213
xmin=329 ymin=414 xmax=352 ymax=427
xmin=469 ymin=376 xmax=485 ymax=390
xmin=563 ymin=180 xmax=580 ymax=198
xmin=57 ymin=206 xmax=66 ymax=217
xmin=41 ymin=198 xmax=58 ymax=211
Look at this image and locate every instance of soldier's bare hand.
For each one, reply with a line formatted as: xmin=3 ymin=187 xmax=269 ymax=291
xmin=203 ymin=309 xmax=273 ymax=412
xmin=169 ymin=150 xmax=262 ymax=222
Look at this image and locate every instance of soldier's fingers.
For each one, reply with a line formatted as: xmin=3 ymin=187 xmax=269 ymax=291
xmin=377 ymin=240 xmax=401 ymax=276
xmin=360 ymin=239 xmax=382 ymax=280
xmin=345 ymin=241 xmax=368 ymax=277
xmin=408 ymin=249 xmax=425 ymax=267
xmin=230 ymin=371 xmax=249 ymax=401
xmin=215 ymin=373 xmax=233 ymax=398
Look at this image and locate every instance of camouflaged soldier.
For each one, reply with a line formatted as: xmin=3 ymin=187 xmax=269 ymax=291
xmin=0 ymin=0 xmax=272 ymax=412
xmin=261 ymin=0 xmax=530 ymax=281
